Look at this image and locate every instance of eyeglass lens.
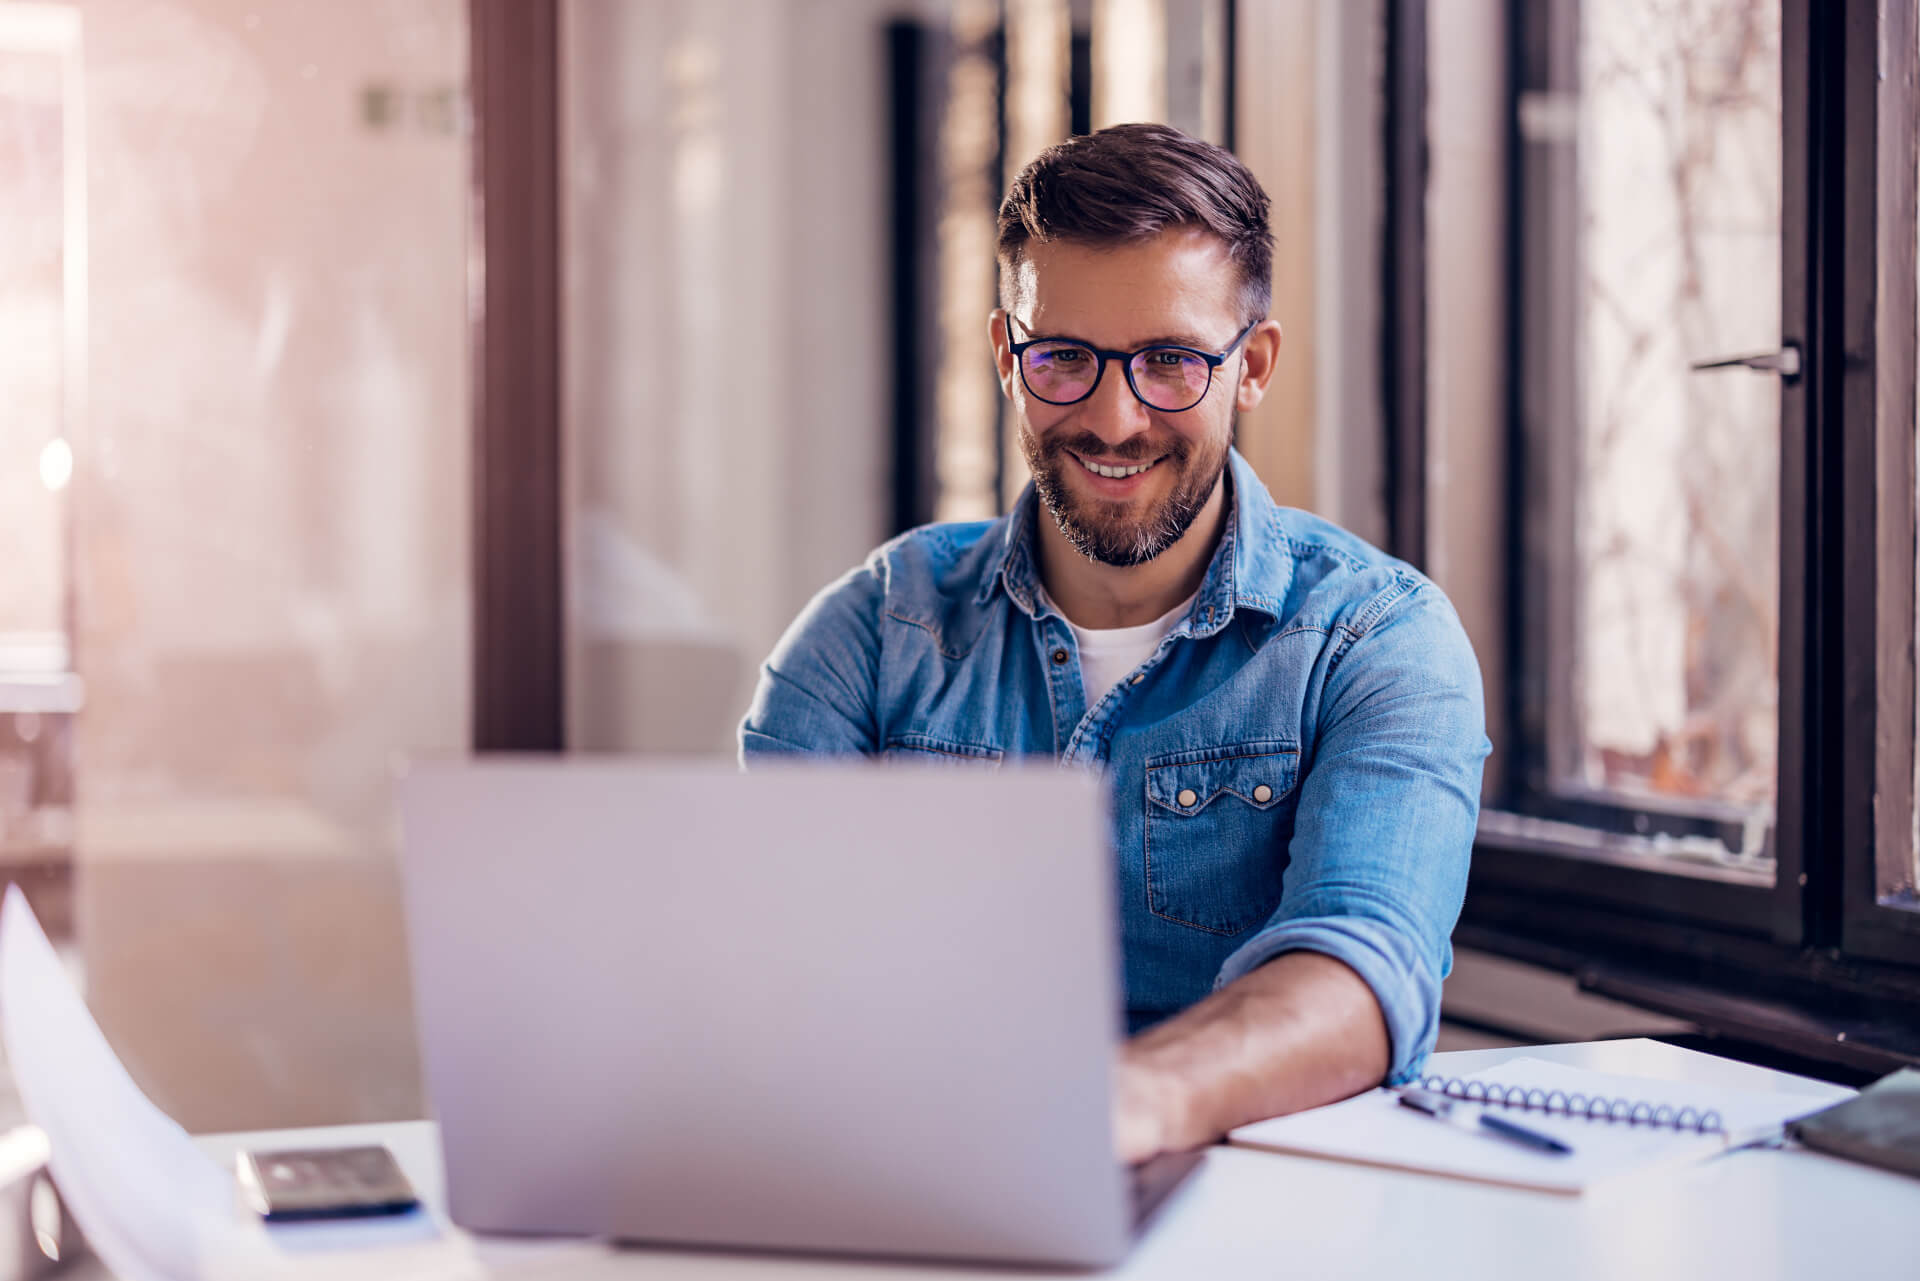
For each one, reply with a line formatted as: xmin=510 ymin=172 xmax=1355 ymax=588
xmin=1021 ymin=342 xmax=1213 ymax=411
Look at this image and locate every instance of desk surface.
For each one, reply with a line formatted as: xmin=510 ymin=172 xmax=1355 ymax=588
xmin=197 ymin=1039 xmax=1915 ymax=1281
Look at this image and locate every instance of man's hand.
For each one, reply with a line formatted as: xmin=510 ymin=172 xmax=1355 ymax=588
xmin=1112 ymin=1049 xmax=1191 ymax=1165
xmin=1110 ymin=950 xmax=1391 ymax=1164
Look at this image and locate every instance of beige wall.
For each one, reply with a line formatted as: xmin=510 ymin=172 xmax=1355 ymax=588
xmin=1233 ymin=0 xmax=1387 ymax=546
xmin=1426 ymin=0 xmax=1508 ymax=794
xmin=1232 ymin=0 xmax=1318 ymax=513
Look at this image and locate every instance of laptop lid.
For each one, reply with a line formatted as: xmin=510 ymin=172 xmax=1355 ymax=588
xmin=397 ymin=758 xmax=1133 ymax=1266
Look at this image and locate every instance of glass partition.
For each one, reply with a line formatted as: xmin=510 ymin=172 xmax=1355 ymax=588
xmin=3 ymin=0 xmax=473 ymax=1134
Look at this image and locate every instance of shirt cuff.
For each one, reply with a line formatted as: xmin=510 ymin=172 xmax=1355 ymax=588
xmin=1213 ymin=915 xmax=1442 ymax=1085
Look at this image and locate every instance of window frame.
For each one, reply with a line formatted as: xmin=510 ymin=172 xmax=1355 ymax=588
xmin=1838 ymin=0 xmax=1920 ymax=964
xmin=1483 ymin=0 xmax=1805 ymax=939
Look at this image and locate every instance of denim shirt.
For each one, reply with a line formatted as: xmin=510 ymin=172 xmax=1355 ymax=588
xmin=740 ymin=450 xmax=1488 ymax=1083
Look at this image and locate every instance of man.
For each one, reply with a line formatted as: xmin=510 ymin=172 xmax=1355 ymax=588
xmin=741 ymin=123 xmax=1488 ymax=1163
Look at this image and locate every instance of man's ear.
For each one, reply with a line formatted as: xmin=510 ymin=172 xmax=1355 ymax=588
xmin=988 ymin=308 xmax=1018 ymax=400
xmin=1233 ymin=319 xmax=1285 ymax=413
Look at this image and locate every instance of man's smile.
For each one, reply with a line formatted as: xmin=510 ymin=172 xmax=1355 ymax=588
xmin=1070 ymin=451 xmax=1165 ymax=481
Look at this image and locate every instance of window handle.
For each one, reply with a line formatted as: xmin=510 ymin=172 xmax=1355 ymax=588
xmin=1689 ymin=343 xmax=1802 ymax=381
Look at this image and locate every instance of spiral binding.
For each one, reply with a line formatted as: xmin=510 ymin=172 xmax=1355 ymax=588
xmin=1414 ymin=1074 xmax=1726 ymax=1134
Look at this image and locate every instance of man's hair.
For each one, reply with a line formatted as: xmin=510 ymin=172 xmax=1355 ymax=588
xmin=996 ymin=122 xmax=1273 ymax=327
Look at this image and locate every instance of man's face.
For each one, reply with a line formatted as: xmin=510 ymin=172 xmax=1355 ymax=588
xmin=992 ymin=227 xmax=1252 ymax=568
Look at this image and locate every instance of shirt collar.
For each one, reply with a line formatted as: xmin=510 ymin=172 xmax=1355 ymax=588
xmin=975 ymin=448 xmax=1292 ymax=634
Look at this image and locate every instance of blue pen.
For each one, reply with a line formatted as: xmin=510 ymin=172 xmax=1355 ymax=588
xmin=1398 ymin=1088 xmax=1575 ymax=1157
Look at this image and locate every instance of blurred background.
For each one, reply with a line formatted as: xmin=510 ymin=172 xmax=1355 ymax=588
xmin=0 ymin=0 xmax=1914 ymax=1152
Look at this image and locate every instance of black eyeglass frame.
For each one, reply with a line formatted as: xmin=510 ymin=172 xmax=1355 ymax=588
xmin=1004 ymin=314 xmax=1260 ymax=413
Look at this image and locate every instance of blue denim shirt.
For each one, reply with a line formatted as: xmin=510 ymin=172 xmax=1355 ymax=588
xmin=740 ymin=450 xmax=1488 ymax=1083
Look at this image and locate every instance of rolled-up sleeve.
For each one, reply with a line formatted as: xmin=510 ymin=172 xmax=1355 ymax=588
xmin=739 ymin=557 xmax=886 ymax=763
xmin=1213 ymin=584 xmax=1488 ymax=1084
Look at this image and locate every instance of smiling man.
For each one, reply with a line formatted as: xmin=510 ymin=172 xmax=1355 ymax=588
xmin=741 ymin=124 xmax=1488 ymax=1162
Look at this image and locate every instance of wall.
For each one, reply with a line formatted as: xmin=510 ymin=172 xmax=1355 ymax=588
xmin=1426 ymin=0 xmax=1509 ymax=793
xmin=1233 ymin=0 xmax=1387 ymax=546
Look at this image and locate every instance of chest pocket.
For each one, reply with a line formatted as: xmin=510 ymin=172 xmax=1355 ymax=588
xmin=1144 ymin=741 xmax=1300 ymax=935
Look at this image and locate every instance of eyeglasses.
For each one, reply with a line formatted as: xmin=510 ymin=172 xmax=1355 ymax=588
xmin=1005 ymin=314 xmax=1257 ymax=413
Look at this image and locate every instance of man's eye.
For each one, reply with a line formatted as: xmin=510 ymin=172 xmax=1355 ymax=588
xmin=1145 ymin=350 xmax=1186 ymax=367
xmin=1041 ymin=348 xmax=1087 ymax=365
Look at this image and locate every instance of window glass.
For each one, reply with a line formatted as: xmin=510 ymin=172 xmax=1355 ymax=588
xmin=559 ymin=0 xmax=895 ymax=755
xmin=0 ymin=43 xmax=67 ymax=646
xmin=1572 ymin=0 xmax=1782 ymax=815
xmin=0 ymin=25 xmax=75 ymax=866
xmin=1 ymin=0 xmax=472 ymax=1136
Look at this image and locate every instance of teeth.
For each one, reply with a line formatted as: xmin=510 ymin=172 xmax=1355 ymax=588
xmin=1082 ymin=458 xmax=1155 ymax=479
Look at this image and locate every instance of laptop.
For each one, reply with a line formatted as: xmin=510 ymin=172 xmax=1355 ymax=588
xmin=396 ymin=758 xmax=1201 ymax=1268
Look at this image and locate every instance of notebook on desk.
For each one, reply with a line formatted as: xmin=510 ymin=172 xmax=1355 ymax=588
xmin=1229 ymin=1057 xmax=1837 ymax=1195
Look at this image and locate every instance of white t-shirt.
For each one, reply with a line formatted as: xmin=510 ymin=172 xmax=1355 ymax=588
xmin=1066 ymin=592 xmax=1197 ymax=705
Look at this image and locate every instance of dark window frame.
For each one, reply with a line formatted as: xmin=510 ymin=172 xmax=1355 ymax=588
xmin=1383 ymin=0 xmax=1428 ymax=570
xmin=1453 ymin=0 xmax=1920 ymax=1064
xmin=1840 ymin=0 xmax=1920 ymax=964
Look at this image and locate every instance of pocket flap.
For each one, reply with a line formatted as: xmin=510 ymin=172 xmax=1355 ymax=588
xmin=1146 ymin=741 xmax=1299 ymax=815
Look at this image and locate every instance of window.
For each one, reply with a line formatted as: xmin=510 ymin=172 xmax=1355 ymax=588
xmin=1465 ymin=0 xmax=1920 ymax=1022
xmin=1495 ymin=0 xmax=1782 ymax=888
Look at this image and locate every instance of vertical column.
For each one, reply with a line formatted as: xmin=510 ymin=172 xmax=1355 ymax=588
xmin=1001 ymin=0 xmax=1073 ymax=509
xmin=1093 ymin=0 xmax=1168 ymax=126
xmin=933 ymin=0 xmax=1006 ymax=522
xmin=1231 ymin=0 xmax=1318 ymax=511
xmin=470 ymin=0 xmax=564 ymax=751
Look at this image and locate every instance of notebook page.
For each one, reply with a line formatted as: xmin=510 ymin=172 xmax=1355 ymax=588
xmin=1228 ymin=1056 xmax=1834 ymax=1195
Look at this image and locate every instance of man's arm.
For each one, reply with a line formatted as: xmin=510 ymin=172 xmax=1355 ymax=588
xmin=1114 ymin=951 xmax=1386 ymax=1161
xmin=1117 ymin=582 xmax=1489 ymax=1160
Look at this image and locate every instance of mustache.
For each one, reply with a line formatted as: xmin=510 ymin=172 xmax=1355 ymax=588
xmin=1039 ymin=432 xmax=1191 ymax=465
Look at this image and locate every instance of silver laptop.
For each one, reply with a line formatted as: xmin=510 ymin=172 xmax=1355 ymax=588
xmin=396 ymin=758 xmax=1200 ymax=1268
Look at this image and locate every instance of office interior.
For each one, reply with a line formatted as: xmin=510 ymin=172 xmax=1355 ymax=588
xmin=0 ymin=0 xmax=1914 ymax=1168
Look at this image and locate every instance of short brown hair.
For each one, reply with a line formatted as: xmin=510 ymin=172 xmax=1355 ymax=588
xmin=996 ymin=122 xmax=1273 ymax=326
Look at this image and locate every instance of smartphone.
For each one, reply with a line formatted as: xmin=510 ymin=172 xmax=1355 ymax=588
xmin=235 ymin=1144 xmax=420 ymax=1221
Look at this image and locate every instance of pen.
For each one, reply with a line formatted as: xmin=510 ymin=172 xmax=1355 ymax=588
xmin=1397 ymin=1088 xmax=1575 ymax=1157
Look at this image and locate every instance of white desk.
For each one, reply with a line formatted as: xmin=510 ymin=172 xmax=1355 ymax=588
xmin=193 ymin=1039 xmax=1915 ymax=1281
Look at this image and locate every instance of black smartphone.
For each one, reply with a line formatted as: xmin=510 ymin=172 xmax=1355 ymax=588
xmin=235 ymin=1144 xmax=420 ymax=1221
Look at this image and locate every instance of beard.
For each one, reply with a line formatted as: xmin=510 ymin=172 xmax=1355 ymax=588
xmin=1021 ymin=422 xmax=1231 ymax=568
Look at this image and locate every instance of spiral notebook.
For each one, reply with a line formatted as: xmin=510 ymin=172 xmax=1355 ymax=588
xmin=1229 ymin=1057 xmax=1837 ymax=1194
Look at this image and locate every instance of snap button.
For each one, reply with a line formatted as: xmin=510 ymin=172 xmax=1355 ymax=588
xmin=1177 ymin=788 xmax=1198 ymax=808
xmin=1051 ymin=647 xmax=1070 ymax=665
xmin=1253 ymin=784 xmax=1273 ymax=803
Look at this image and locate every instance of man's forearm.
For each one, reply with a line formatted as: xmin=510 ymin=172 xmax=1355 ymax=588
xmin=1115 ymin=950 xmax=1391 ymax=1161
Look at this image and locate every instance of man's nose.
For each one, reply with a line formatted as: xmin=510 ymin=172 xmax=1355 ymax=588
xmin=1078 ymin=359 xmax=1153 ymax=447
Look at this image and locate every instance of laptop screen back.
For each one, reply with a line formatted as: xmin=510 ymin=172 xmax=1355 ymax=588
xmin=397 ymin=758 xmax=1132 ymax=1266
